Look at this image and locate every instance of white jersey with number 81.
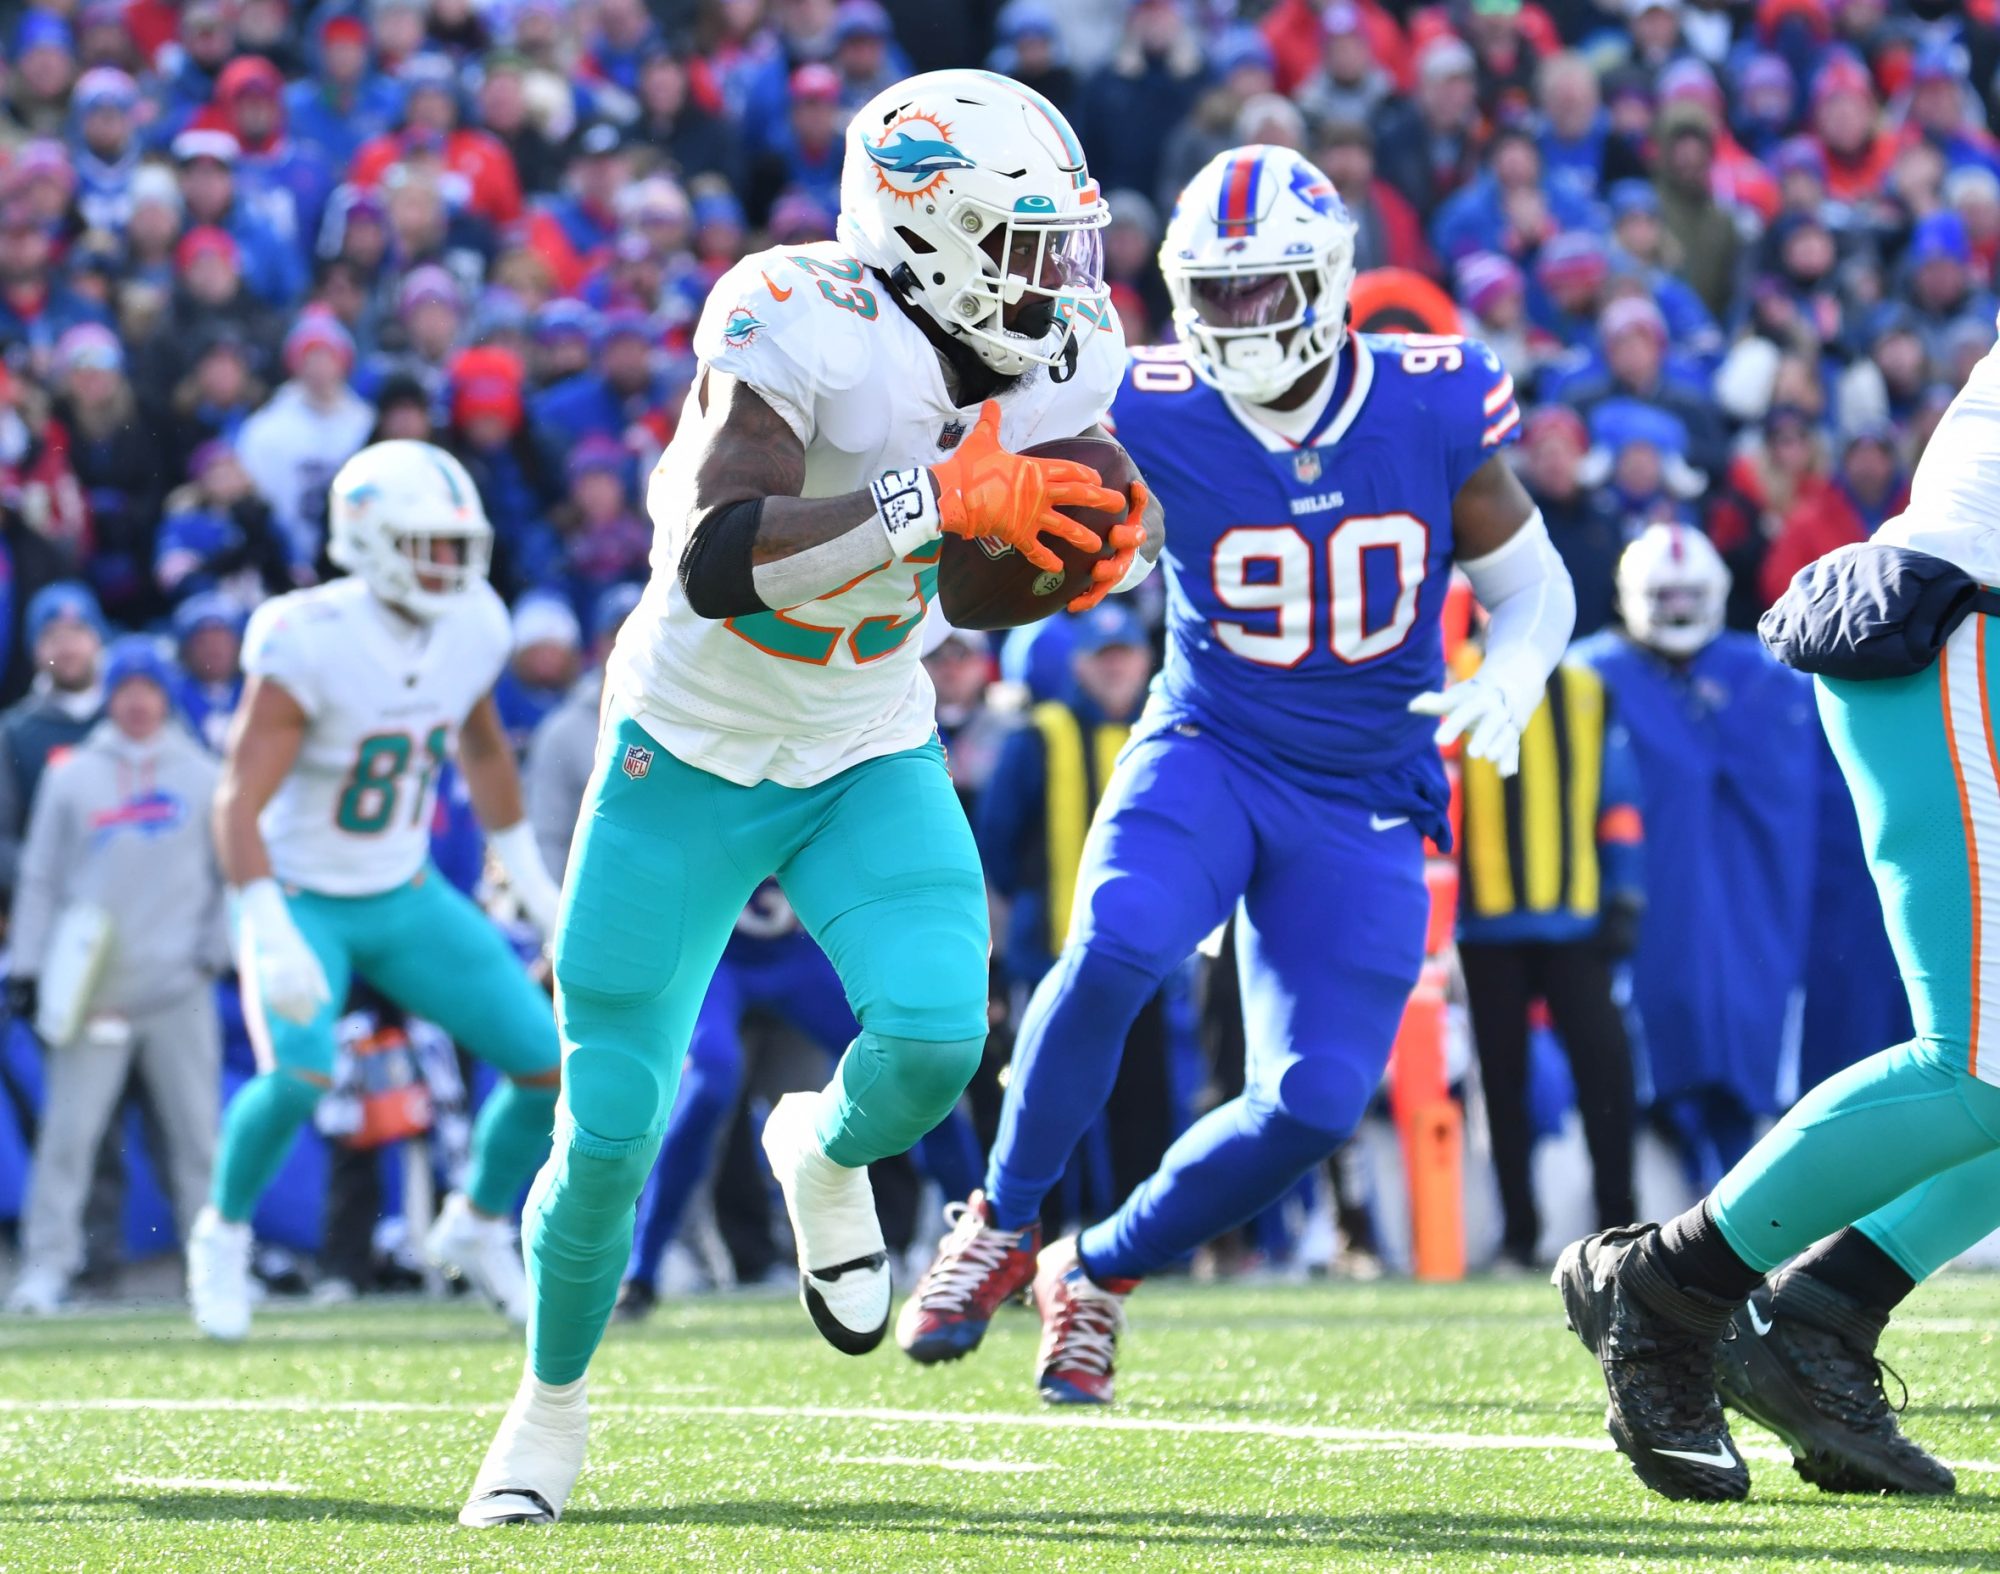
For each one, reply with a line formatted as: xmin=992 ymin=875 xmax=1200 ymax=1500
xmin=243 ymin=575 xmax=511 ymax=896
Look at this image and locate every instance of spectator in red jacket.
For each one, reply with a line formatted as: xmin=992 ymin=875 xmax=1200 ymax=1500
xmin=349 ymin=56 xmax=522 ymax=228
xmin=1758 ymin=424 xmax=1911 ymax=605
xmin=1810 ymin=52 xmax=1899 ymax=204
xmin=1262 ymin=0 xmax=1413 ymax=97
xmin=1316 ymin=120 xmax=1440 ymax=278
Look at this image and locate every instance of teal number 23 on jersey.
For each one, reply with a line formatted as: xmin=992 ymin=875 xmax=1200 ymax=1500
xmin=726 ymin=543 xmax=941 ymax=666
xmin=336 ymin=725 xmax=450 ymax=833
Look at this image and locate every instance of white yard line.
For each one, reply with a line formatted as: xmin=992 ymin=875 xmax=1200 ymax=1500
xmin=6 ymin=1395 xmax=1994 ymax=1476
xmin=111 ymin=1474 xmax=304 ymax=1493
xmin=829 ymin=1455 xmax=1062 ymax=1475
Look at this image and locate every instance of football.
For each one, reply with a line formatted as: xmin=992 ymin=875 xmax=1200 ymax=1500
xmin=934 ymin=434 xmax=1139 ymax=631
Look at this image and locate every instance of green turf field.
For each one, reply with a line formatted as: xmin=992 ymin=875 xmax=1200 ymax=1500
xmin=3 ymin=1276 xmax=1998 ymax=1572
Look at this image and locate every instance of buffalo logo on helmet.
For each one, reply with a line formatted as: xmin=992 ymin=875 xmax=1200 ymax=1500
xmin=865 ymin=110 xmax=976 ymax=204
xmin=1287 ymin=162 xmax=1344 ymax=219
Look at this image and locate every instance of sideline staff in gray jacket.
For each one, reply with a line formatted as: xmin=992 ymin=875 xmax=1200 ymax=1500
xmin=4 ymin=637 xmax=226 ymax=1313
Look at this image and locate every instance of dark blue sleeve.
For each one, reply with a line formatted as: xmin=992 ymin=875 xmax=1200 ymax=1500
xmin=975 ymin=726 xmax=1046 ymax=899
xmin=1598 ymin=714 xmax=1644 ymax=905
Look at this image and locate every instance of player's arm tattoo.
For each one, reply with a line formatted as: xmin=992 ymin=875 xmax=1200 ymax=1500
xmin=1451 ymin=454 xmax=1538 ymax=559
xmin=1076 ymin=423 xmax=1164 ymax=563
xmin=676 ymin=369 xmax=914 ymax=617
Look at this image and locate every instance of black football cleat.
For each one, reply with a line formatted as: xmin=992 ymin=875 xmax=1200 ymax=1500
xmin=1553 ymin=1225 xmax=1750 ymax=1501
xmin=1716 ymin=1272 xmax=1955 ymax=1496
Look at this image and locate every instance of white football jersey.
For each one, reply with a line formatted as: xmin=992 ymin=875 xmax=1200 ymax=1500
xmin=610 ymin=239 xmax=1125 ymax=788
xmin=1879 ymin=314 xmax=2000 ymax=580
xmin=244 ymin=576 xmax=512 ymax=896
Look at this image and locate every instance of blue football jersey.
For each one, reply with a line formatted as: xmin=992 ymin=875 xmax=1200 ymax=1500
xmin=1109 ymin=332 xmax=1520 ymax=831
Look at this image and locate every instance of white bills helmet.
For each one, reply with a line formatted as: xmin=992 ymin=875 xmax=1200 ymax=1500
xmin=328 ymin=440 xmax=494 ymax=622
xmin=1617 ymin=523 xmax=1730 ymax=658
xmin=839 ymin=69 xmax=1111 ymax=378
xmin=1160 ymin=145 xmax=1359 ymax=404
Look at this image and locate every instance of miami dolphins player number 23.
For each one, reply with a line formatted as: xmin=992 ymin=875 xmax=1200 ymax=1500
xmin=458 ymin=68 xmax=1160 ymax=1529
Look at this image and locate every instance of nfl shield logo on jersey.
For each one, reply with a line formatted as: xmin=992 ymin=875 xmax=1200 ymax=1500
xmin=622 ymin=743 xmax=654 ymax=780
xmin=1293 ymin=448 xmax=1322 ymax=483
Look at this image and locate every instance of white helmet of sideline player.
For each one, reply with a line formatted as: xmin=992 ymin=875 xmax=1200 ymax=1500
xmin=1160 ymin=145 xmax=1360 ymax=405
xmin=327 ymin=440 xmax=494 ymax=622
xmin=1616 ymin=522 xmax=1730 ymax=659
xmin=839 ymin=69 xmax=1111 ymax=378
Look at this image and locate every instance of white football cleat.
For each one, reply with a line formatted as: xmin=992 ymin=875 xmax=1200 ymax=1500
xmin=459 ymin=1368 xmax=589 ymax=1528
xmin=3 ymin=1266 xmax=68 ymax=1316
xmin=760 ymin=1090 xmax=890 ymax=1355
xmin=426 ymin=1192 xmax=530 ymax=1324
xmin=186 ymin=1205 xmax=253 ymax=1342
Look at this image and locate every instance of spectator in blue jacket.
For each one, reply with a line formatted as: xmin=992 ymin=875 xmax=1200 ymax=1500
xmin=530 ymin=309 xmax=665 ymax=460
xmin=152 ymin=0 xmax=240 ymax=144
xmin=0 ymin=202 xmax=112 ymax=379
xmin=1431 ymin=124 xmax=1597 ymax=268
xmin=1076 ymin=0 xmax=1210 ymax=200
xmin=69 ymin=68 xmax=144 ymax=234
xmin=214 ymin=56 xmax=337 ymax=263
xmin=170 ymin=590 xmax=246 ymax=756
xmin=285 ymin=15 xmax=406 ymax=170
xmin=748 ymin=64 xmax=846 ymax=226
xmin=171 ymin=129 xmax=304 ymax=308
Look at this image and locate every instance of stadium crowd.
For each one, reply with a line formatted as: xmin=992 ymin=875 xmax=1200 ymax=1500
xmin=0 ymin=0 xmax=1988 ymax=1305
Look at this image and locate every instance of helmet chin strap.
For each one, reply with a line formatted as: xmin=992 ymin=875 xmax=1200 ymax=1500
xmin=881 ymin=263 xmax=1024 ymax=405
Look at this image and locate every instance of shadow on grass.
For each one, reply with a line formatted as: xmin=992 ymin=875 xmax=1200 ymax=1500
xmin=1 ymin=1494 xmax=444 ymax=1526
xmin=8 ymin=1490 xmax=2000 ymax=1564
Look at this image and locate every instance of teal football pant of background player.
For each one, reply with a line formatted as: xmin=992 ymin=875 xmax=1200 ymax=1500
xmin=211 ymin=870 xmax=563 ymax=1223
xmin=1705 ymin=618 xmax=2000 ymax=1280
xmin=527 ymin=712 xmax=990 ymax=1385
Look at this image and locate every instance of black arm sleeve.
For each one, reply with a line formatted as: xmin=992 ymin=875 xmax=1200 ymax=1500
xmin=677 ymin=498 xmax=765 ymax=620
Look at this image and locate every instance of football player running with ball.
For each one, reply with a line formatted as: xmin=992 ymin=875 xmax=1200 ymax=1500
xmin=192 ymin=440 xmax=567 ymax=1340
xmin=458 ymin=70 xmax=1157 ymax=1527
xmin=900 ymin=145 xmax=1576 ymax=1403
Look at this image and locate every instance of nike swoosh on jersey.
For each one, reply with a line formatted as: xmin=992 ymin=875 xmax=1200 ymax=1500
xmin=1653 ymin=1443 xmax=1740 ymax=1470
xmin=1747 ymin=1304 xmax=1773 ymax=1337
xmin=1369 ymin=814 xmax=1410 ymax=832
xmin=762 ymin=272 xmax=794 ymax=302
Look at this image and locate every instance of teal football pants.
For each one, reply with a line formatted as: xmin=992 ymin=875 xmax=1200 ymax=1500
xmin=212 ymin=868 xmax=560 ymax=1223
xmin=1712 ymin=618 xmax=2000 ymax=1274
xmin=527 ymin=713 xmax=989 ymax=1383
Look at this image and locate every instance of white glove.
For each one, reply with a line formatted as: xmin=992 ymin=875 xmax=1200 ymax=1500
xmin=233 ymin=878 xmax=331 ymax=1025
xmin=489 ymin=821 xmax=563 ymax=941
xmin=1409 ymin=675 xmax=1522 ymax=777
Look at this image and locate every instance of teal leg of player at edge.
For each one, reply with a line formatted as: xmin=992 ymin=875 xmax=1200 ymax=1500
xmin=1855 ymin=1145 xmax=2000 ymax=1281
xmin=1712 ymin=647 xmax=2000 ymax=1272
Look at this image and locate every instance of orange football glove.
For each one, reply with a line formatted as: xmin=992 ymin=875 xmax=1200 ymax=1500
xmin=929 ymin=400 xmax=1125 ymax=575
xmin=1067 ymin=478 xmax=1150 ymax=613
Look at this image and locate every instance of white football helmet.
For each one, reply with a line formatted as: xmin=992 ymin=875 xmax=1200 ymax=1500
xmin=327 ymin=440 xmax=493 ymax=622
xmin=1617 ymin=523 xmax=1730 ymax=658
xmin=839 ymin=69 xmax=1110 ymax=377
xmin=1160 ymin=145 xmax=1359 ymax=404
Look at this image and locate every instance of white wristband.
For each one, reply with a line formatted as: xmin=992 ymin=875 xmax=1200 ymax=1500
xmin=872 ymin=467 xmax=941 ymax=557
xmin=230 ymin=877 xmax=291 ymax=934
